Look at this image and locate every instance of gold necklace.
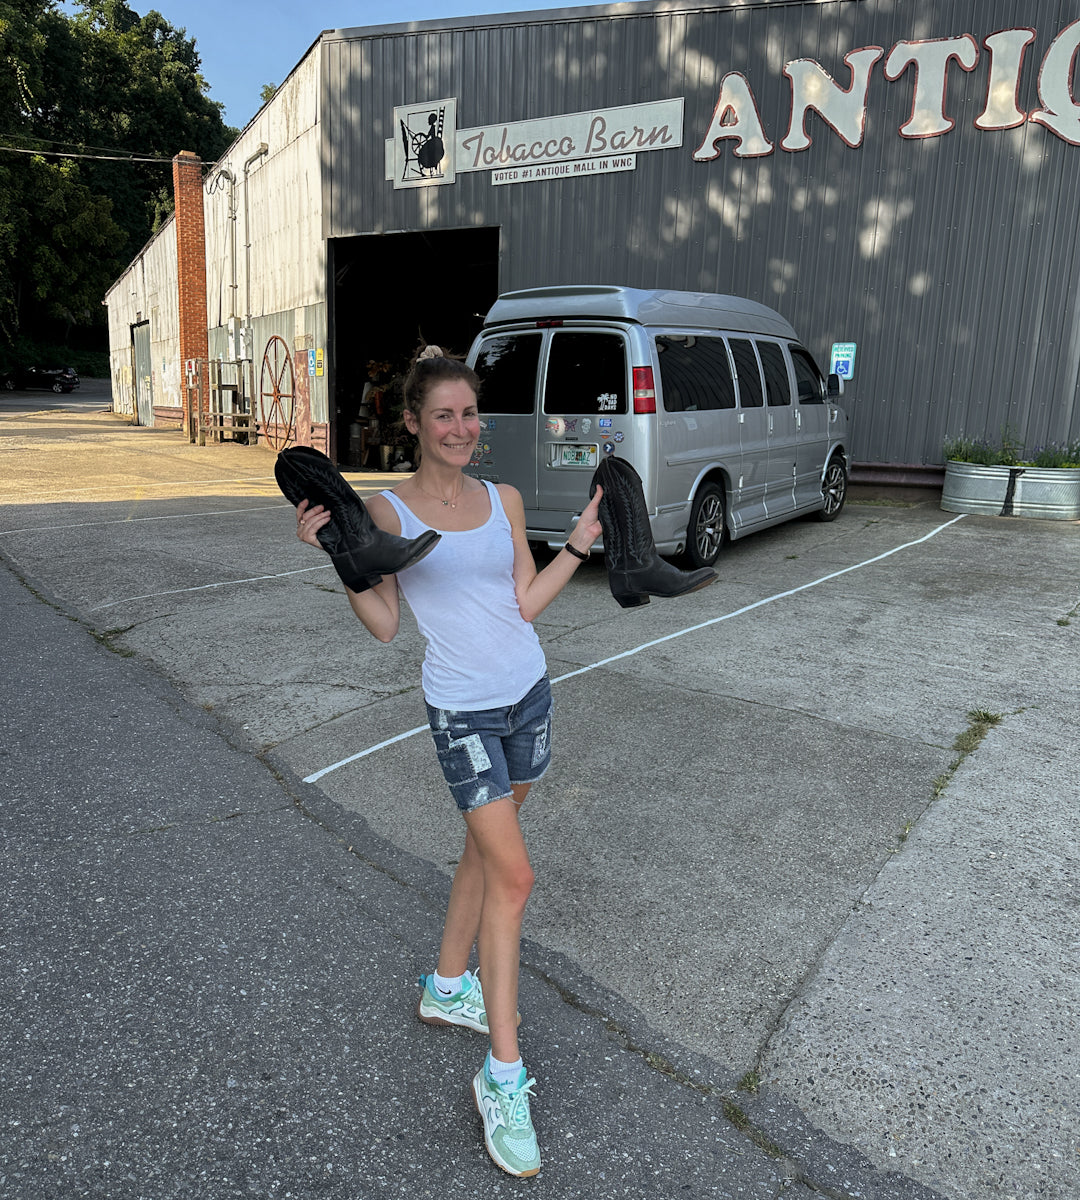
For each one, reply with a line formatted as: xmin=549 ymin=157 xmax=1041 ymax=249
xmin=415 ymin=479 xmax=465 ymax=509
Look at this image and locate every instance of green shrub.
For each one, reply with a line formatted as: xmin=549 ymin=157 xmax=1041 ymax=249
xmin=945 ymin=428 xmax=1080 ymax=469
xmin=943 ymin=436 xmax=997 ymax=466
xmin=1031 ymin=441 xmax=1080 ymax=469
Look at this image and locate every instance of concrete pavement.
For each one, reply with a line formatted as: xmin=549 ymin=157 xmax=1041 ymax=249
xmin=1 ymin=388 xmax=1077 ymax=1198
xmin=1 ymin=558 xmax=829 ymax=1198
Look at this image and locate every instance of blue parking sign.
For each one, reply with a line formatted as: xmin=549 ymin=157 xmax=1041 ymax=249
xmin=830 ymin=342 xmax=857 ymax=381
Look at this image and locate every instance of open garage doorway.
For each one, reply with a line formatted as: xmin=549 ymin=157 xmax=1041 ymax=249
xmin=328 ymin=227 xmax=500 ymax=468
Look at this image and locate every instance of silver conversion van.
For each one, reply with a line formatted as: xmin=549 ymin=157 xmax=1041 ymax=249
xmin=465 ymin=285 xmax=849 ymax=566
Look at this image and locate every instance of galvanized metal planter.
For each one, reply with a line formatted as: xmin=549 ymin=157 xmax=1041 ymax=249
xmin=941 ymin=461 xmax=1080 ymax=520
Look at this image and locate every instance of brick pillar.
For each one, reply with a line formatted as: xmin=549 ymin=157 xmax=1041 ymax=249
xmin=173 ymin=151 xmax=208 ymax=438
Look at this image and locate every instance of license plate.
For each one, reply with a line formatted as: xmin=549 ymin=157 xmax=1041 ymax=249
xmin=557 ymin=444 xmax=598 ymax=468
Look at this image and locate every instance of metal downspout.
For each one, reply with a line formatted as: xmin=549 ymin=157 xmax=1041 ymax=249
xmin=241 ymin=142 xmax=269 ymax=412
xmin=243 ymin=143 xmax=269 ymax=335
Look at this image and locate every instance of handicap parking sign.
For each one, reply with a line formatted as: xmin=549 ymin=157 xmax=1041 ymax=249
xmin=830 ymin=342 xmax=856 ymax=381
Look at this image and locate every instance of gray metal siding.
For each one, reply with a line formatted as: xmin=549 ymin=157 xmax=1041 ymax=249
xmin=207 ymin=303 xmax=328 ymax=425
xmin=321 ymin=0 xmax=1080 ymax=468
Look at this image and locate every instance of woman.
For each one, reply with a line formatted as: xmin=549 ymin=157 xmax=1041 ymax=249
xmin=295 ymin=347 xmax=602 ymax=1178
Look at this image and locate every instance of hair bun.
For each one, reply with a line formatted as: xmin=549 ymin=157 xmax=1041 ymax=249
xmin=418 ymin=345 xmax=444 ymax=361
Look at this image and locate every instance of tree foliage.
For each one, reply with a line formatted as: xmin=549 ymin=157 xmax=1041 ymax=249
xmin=0 ymin=0 xmax=237 ymax=349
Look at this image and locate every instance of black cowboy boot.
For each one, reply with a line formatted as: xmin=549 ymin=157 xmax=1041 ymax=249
xmin=275 ymin=446 xmax=440 ymax=592
xmin=589 ymin=456 xmax=717 ymax=608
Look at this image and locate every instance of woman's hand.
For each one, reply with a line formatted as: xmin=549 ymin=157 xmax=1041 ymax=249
xmin=294 ymin=494 xmax=401 ymax=642
xmin=567 ymin=484 xmax=603 ymax=554
xmin=296 ymin=497 xmax=332 ymax=549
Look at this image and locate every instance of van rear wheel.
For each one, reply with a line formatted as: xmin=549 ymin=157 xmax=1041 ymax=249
xmin=685 ymin=482 xmax=726 ymax=567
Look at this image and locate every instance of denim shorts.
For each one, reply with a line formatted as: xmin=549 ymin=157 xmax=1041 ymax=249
xmin=425 ymin=675 xmax=553 ymax=812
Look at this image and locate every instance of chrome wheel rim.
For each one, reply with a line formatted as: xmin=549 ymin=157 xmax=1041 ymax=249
xmin=822 ymin=463 xmax=845 ymax=516
xmin=695 ymin=493 xmax=724 ymax=561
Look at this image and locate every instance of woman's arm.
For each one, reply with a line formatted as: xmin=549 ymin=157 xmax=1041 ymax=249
xmin=501 ymin=484 xmax=602 ymax=624
xmin=345 ymin=572 xmax=401 ymax=643
xmin=296 ymin=494 xmax=402 ymax=642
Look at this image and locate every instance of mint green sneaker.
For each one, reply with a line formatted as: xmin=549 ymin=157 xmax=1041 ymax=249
xmin=416 ymin=970 xmax=488 ymax=1033
xmin=416 ymin=971 xmax=521 ymax=1034
xmin=472 ymin=1062 xmax=541 ymax=1178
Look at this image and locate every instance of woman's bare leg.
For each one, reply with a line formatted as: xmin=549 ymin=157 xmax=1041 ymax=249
xmin=436 ymin=828 xmax=483 ymax=977
xmin=436 ymin=782 xmax=532 ymax=979
xmin=462 ymin=788 xmax=534 ymax=1063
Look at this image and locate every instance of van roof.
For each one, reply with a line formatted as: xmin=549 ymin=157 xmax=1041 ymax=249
xmin=483 ymin=285 xmax=799 ymax=340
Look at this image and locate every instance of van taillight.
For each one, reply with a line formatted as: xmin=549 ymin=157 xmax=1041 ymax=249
xmin=535 ymin=319 xmax=563 ymax=328
xmin=633 ymin=367 xmax=656 ymax=414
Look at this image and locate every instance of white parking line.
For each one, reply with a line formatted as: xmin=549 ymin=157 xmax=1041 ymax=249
xmin=88 ymin=563 xmax=333 ymax=611
xmin=302 ymin=514 xmax=968 ymax=784
xmin=0 ymin=503 xmax=289 ymax=537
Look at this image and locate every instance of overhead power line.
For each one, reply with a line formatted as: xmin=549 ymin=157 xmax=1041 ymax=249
xmin=2 ymin=131 xmax=171 ymax=156
xmin=0 ymin=144 xmax=174 ymax=163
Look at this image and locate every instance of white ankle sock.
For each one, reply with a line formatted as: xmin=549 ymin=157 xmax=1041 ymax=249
xmin=487 ymin=1052 xmax=524 ymax=1087
xmin=432 ymin=969 xmax=464 ymax=996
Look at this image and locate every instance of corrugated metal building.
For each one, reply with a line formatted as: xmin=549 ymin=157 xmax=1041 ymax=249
xmin=105 ymin=0 xmax=1080 ymax=480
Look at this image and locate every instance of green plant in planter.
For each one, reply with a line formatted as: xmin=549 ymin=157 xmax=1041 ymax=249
xmin=943 ymin=435 xmax=998 ymax=466
xmin=944 ymin=427 xmax=1080 ymax=468
xmin=1031 ymin=440 xmax=1080 ymax=469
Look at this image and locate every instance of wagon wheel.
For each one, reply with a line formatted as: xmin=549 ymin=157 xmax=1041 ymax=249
xmin=259 ymin=335 xmax=295 ymax=450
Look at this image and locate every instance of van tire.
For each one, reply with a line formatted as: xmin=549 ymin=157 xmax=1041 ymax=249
xmin=685 ymin=482 xmax=727 ymax=567
xmin=817 ymin=457 xmax=847 ymax=521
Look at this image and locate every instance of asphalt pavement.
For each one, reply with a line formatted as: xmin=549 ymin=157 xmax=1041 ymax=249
xmin=1 ymin=385 xmax=1077 ymax=1199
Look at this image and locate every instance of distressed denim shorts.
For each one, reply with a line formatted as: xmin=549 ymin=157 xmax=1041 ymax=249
xmin=425 ymin=675 xmax=553 ymax=812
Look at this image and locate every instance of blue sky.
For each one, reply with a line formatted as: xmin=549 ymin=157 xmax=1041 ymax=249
xmin=93 ymin=1 xmax=608 ymax=129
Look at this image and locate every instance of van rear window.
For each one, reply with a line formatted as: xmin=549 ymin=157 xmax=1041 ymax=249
xmin=655 ymin=335 xmax=735 ymax=411
xmin=473 ymin=334 xmax=541 ymax=414
xmin=544 ymin=331 xmax=627 ymax=415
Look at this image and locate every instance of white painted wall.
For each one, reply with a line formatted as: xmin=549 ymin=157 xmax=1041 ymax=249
xmin=204 ymin=50 xmax=323 ymax=333
xmin=104 ymin=47 xmax=323 ymax=421
xmin=103 ymin=217 xmax=180 ymax=417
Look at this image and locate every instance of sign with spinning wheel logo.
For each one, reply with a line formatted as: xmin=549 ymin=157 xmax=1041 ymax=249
xmin=259 ymin=335 xmax=295 ymax=450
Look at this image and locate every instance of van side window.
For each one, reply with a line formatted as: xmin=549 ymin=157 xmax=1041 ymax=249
xmin=729 ymin=338 xmax=764 ymax=408
xmin=472 ymin=333 xmax=541 ymax=414
xmin=655 ymin=335 xmax=735 ymax=412
xmin=757 ymin=341 xmax=791 ymax=407
xmin=545 ymin=331 xmax=627 ymax=415
xmin=790 ymin=346 xmax=825 ymax=404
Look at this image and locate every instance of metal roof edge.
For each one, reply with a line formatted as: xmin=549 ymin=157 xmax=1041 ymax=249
xmin=103 ymin=212 xmax=177 ymax=303
xmin=320 ymin=0 xmax=782 ymax=43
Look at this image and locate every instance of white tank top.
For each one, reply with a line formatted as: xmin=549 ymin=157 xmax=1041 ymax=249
xmin=381 ymin=482 xmax=547 ymax=710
